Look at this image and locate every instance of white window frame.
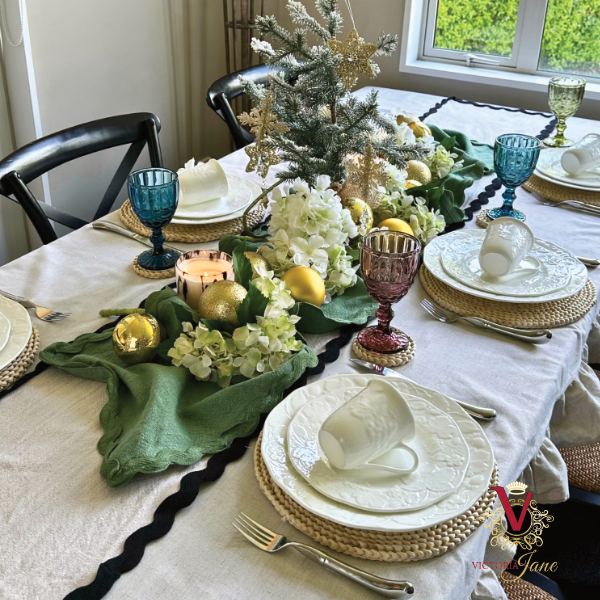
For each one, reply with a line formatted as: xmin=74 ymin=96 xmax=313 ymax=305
xmin=400 ymin=0 xmax=600 ymax=100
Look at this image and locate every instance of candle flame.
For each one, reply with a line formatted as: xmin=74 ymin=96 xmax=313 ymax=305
xmin=204 ymin=272 xmax=208 ymax=277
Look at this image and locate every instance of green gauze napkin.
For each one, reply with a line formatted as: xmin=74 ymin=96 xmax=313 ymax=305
xmin=407 ymin=125 xmax=495 ymax=226
xmin=39 ymin=288 xmax=318 ymax=487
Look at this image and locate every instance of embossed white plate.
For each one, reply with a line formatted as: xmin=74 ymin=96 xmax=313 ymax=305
xmin=536 ymin=149 xmax=600 ymax=189
xmin=262 ymin=374 xmax=494 ymax=532
xmin=0 ymin=295 xmax=32 ymax=371
xmin=173 ymin=174 xmax=257 ymax=221
xmin=0 ymin=310 xmax=11 ymax=353
xmin=440 ymin=233 xmax=573 ymax=297
xmin=287 ymin=392 xmax=470 ymax=513
xmin=424 ymin=230 xmax=587 ymax=304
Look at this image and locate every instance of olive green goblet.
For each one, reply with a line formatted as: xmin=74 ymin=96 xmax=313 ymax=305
xmin=544 ymin=76 xmax=586 ymax=148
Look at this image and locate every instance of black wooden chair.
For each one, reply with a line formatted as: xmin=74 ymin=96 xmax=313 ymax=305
xmin=0 ymin=112 xmax=163 ymax=245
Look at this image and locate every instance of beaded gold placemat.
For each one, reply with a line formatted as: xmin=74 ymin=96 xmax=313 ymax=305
xmin=254 ymin=433 xmax=499 ymax=563
xmin=132 ymin=255 xmax=175 ymax=279
xmin=352 ymin=331 xmax=416 ymax=367
xmin=523 ymin=173 xmax=600 ymax=206
xmin=0 ymin=326 xmax=40 ymax=392
xmin=119 ymin=199 xmax=267 ymax=243
xmin=420 ymin=265 xmax=596 ymax=329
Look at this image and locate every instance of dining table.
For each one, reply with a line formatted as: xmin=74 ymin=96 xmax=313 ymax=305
xmin=2 ymin=87 xmax=600 ymax=600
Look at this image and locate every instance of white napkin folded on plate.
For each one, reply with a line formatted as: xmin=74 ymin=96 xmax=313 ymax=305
xmin=177 ymin=158 xmax=229 ymax=207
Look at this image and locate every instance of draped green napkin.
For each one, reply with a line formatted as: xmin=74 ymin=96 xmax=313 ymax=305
xmin=39 ymin=288 xmax=318 ymax=487
xmin=407 ymin=125 xmax=495 ymax=225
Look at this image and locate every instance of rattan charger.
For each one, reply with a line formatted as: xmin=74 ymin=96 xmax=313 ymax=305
xmin=254 ymin=432 xmax=499 ymax=563
xmin=523 ymin=173 xmax=600 ymax=206
xmin=352 ymin=331 xmax=416 ymax=367
xmin=0 ymin=326 xmax=40 ymax=392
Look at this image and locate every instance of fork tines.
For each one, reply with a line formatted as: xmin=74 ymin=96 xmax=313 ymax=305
xmin=233 ymin=513 xmax=279 ymax=551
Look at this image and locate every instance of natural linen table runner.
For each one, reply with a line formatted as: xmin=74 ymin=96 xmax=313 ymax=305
xmin=39 ymin=288 xmax=318 ymax=487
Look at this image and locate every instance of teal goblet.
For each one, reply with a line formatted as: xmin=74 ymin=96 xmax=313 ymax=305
xmin=488 ymin=134 xmax=541 ymax=222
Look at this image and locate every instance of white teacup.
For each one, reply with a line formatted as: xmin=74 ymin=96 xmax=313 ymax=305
xmin=318 ymin=379 xmax=419 ymax=475
xmin=561 ymin=134 xmax=600 ymax=175
xmin=479 ymin=217 xmax=535 ymax=278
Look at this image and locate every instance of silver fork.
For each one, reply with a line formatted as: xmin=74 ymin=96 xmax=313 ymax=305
xmin=421 ymin=298 xmax=552 ymax=344
xmin=0 ymin=290 xmax=71 ymax=322
xmin=233 ymin=513 xmax=414 ymax=598
xmin=532 ymin=193 xmax=600 ymax=216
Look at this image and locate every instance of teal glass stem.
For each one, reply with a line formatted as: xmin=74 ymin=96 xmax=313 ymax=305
xmin=489 ymin=134 xmax=541 ymax=222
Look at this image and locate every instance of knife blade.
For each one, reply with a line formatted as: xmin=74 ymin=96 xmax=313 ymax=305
xmin=349 ymin=359 xmax=497 ymax=421
xmin=93 ymin=221 xmax=180 ymax=252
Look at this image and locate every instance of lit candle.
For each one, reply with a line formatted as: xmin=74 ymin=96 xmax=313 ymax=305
xmin=175 ymin=250 xmax=235 ymax=310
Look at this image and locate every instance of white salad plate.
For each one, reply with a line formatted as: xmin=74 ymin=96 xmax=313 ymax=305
xmin=534 ymin=168 xmax=600 ymax=192
xmin=0 ymin=295 xmax=32 ymax=371
xmin=286 ymin=391 xmax=470 ymax=513
xmin=262 ymin=374 xmax=494 ymax=532
xmin=424 ymin=231 xmax=587 ymax=304
xmin=536 ymin=149 xmax=600 ymax=189
xmin=172 ymin=175 xmax=259 ymax=222
xmin=0 ymin=310 xmax=11 ymax=353
xmin=440 ymin=233 xmax=573 ymax=298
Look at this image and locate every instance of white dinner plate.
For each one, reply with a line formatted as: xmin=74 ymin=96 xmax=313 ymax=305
xmin=0 ymin=295 xmax=32 ymax=371
xmin=534 ymin=168 xmax=600 ymax=192
xmin=286 ymin=391 xmax=470 ymax=513
xmin=173 ymin=174 xmax=256 ymax=221
xmin=0 ymin=310 xmax=11 ymax=353
xmin=440 ymin=233 xmax=573 ymax=298
xmin=424 ymin=231 xmax=588 ymax=304
xmin=262 ymin=374 xmax=494 ymax=532
xmin=537 ymin=149 xmax=600 ymax=190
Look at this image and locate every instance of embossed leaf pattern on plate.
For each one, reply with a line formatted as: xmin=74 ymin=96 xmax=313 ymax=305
xmin=0 ymin=296 xmax=32 ymax=370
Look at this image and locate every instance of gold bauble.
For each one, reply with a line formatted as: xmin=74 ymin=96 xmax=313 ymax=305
xmin=341 ymin=197 xmax=374 ymax=236
xmin=377 ymin=218 xmax=414 ymax=236
xmin=112 ymin=313 xmax=162 ymax=365
xmin=281 ymin=267 xmax=326 ymax=307
xmin=406 ymin=160 xmax=432 ymax=186
xmin=198 ymin=280 xmax=247 ymax=327
xmin=244 ymin=251 xmax=270 ymax=279
xmin=409 ymin=121 xmax=431 ymax=138
xmin=406 ymin=179 xmax=423 ymax=189
xmin=396 ymin=112 xmax=418 ymax=126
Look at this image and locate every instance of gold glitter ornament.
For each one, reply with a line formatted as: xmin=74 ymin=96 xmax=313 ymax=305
xmin=112 ymin=313 xmax=162 ymax=365
xmin=198 ymin=280 xmax=248 ymax=328
xmin=341 ymin=197 xmax=373 ymax=237
xmin=406 ymin=160 xmax=432 ymax=185
xmin=327 ymin=28 xmax=377 ymax=89
xmin=281 ymin=267 xmax=326 ymax=307
xmin=345 ymin=144 xmax=389 ymax=208
xmin=244 ymin=251 xmax=270 ymax=279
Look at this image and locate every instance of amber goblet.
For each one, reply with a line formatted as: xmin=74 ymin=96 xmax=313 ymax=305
xmin=357 ymin=230 xmax=421 ymax=354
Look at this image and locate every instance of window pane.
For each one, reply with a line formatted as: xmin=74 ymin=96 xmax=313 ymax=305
xmin=539 ymin=0 xmax=600 ymax=78
xmin=434 ymin=0 xmax=520 ymax=57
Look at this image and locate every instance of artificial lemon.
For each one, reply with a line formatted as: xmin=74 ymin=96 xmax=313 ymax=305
xmin=281 ymin=266 xmax=326 ymax=307
xmin=406 ymin=160 xmax=432 ymax=185
xmin=244 ymin=251 xmax=270 ymax=279
xmin=405 ymin=179 xmax=423 ymax=189
xmin=198 ymin=280 xmax=248 ymax=328
xmin=341 ymin=197 xmax=374 ymax=236
xmin=377 ymin=218 xmax=414 ymax=236
xmin=396 ymin=112 xmax=418 ymax=126
xmin=409 ymin=121 xmax=431 ymax=138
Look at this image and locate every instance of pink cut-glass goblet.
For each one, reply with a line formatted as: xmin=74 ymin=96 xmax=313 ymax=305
xmin=357 ymin=230 xmax=421 ymax=354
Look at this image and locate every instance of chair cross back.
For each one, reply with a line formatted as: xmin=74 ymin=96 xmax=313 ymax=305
xmin=0 ymin=112 xmax=163 ymax=245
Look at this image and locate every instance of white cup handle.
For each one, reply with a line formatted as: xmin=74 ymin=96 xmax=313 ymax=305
xmin=363 ymin=442 xmax=419 ymax=475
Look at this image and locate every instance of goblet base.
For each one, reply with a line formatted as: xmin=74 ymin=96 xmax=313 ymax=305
xmin=488 ymin=207 xmax=526 ymax=222
xmin=543 ymin=136 xmax=574 ymax=148
xmin=357 ymin=326 xmax=409 ymax=354
xmin=137 ymin=248 xmax=181 ymax=271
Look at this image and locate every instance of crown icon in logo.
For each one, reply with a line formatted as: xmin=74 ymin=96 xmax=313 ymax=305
xmin=505 ymin=481 xmax=528 ymax=495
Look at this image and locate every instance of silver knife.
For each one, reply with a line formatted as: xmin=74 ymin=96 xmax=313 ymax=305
xmin=350 ymin=358 xmax=497 ymax=421
xmin=93 ymin=221 xmax=180 ymax=252
xmin=531 ymin=191 xmax=600 ymax=216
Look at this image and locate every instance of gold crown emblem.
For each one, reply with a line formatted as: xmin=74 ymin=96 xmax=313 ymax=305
xmin=505 ymin=481 xmax=528 ymax=495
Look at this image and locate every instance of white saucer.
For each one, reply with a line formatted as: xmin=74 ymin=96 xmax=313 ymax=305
xmin=440 ymin=234 xmax=573 ymax=297
xmin=286 ymin=391 xmax=470 ymax=513
xmin=424 ymin=230 xmax=587 ymax=304
xmin=537 ymin=149 xmax=600 ymax=189
xmin=0 ymin=310 xmax=11 ymax=353
xmin=262 ymin=374 xmax=494 ymax=532
xmin=0 ymin=296 xmax=32 ymax=371
xmin=173 ymin=175 xmax=256 ymax=221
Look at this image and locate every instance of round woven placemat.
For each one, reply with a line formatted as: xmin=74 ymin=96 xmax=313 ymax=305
xmin=559 ymin=443 xmax=600 ymax=494
xmin=500 ymin=572 xmax=558 ymax=600
xmin=0 ymin=326 xmax=40 ymax=392
xmin=119 ymin=199 xmax=267 ymax=243
xmin=420 ymin=265 xmax=596 ymax=329
xmin=255 ymin=432 xmax=499 ymax=563
xmin=132 ymin=255 xmax=175 ymax=279
xmin=476 ymin=209 xmax=493 ymax=229
xmin=352 ymin=331 xmax=416 ymax=367
xmin=523 ymin=173 xmax=600 ymax=206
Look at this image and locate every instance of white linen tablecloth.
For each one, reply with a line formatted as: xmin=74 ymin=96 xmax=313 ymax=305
xmin=1 ymin=88 xmax=600 ymax=600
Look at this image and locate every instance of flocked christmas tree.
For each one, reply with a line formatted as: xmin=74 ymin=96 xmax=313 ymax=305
xmin=238 ymin=0 xmax=429 ymax=189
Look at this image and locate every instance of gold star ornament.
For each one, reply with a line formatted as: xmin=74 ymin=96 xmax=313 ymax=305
xmin=327 ymin=29 xmax=377 ymax=89
xmin=345 ymin=144 xmax=389 ymax=207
